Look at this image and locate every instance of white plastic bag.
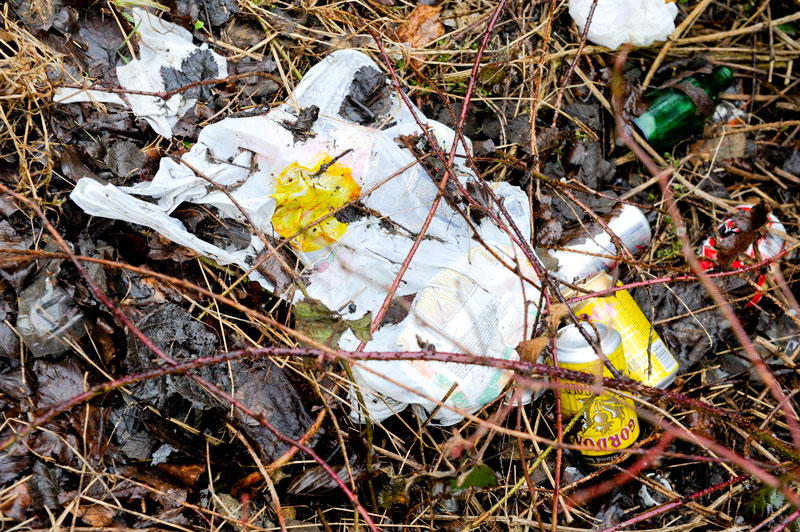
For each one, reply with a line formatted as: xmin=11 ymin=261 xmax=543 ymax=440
xmin=70 ymin=50 xmax=540 ymax=425
xmin=569 ymin=0 xmax=678 ymax=50
xmin=54 ymin=8 xmax=227 ymax=138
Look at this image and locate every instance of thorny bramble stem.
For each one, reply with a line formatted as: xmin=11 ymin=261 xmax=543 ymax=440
xmin=0 ymin=184 xmax=380 ymax=532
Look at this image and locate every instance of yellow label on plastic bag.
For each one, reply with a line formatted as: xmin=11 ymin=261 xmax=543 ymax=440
xmin=271 ymin=153 xmax=362 ymax=252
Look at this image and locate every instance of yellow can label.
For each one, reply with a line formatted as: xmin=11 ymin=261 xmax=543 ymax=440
xmin=572 ymin=273 xmax=678 ymax=388
xmin=575 ymin=394 xmax=640 ymax=465
xmin=555 ymin=339 xmax=627 ymax=418
xmin=553 ymin=330 xmax=640 ymax=464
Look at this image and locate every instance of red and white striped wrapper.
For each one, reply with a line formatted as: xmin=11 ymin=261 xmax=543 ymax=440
xmin=698 ymin=204 xmax=788 ymax=306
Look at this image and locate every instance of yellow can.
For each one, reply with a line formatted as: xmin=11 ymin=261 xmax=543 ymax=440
xmin=554 ymin=323 xmax=640 ymax=466
xmin=571 ymin=272 xmax=679 ymax=389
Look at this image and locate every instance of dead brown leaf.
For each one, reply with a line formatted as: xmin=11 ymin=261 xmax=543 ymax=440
xmin=72 ymin=504 xmax=117 ymax=527
xmin=397 ymin=5 xmax=444 ymax=49
xmin=156 ymin=462 xmax=205 ymax=488
xmin=716 ymin=203 xmax=770 ymax=267
xmin=689 ymin=132 xmax=746 ymax=162
xmin=520 ymin=335 xmax=550 ymax=362
xmin=0 ymin=483 xmax=31 ymax=522
xmin=520 ymin=304 xmax=569 ymax=362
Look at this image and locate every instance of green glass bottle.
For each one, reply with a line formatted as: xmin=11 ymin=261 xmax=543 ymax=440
xmin=632 ymin=66 xmax=734 ymax=151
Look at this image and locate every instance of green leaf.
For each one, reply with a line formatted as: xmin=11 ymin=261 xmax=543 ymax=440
xmin=293 ymin=299 xmax=372 ymax=346
xmin=292 ymin=299 xmax=344 ymax=346
xmin=377 ymin=479 xmax=407 ymax=510
xmin=449 ymin=464 xmax=498 ymax=493
xmin=113 ymin=0 xmax=168 ymax=10
xmin=345 ymin=312 xmax=373 ymax=343
xmin=194 ymin=20 xmax=205 ymax=30
xmin=743 ymin=485 xmax=788 ymax=518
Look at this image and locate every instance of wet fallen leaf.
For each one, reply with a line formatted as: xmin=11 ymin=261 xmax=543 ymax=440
xmin=281 ymin=105 xmax=319 ymax=143
xmin=0 ymin=350 xmax=28 ymax=397
xmin=450 ymin=464 xmax=498 ymax=493
xmin=147 ymin=232 xmax=198 ymax=263
xmin=156 ymin=462 xmax=205 ymax=488
xmin=71 ymin=504 xmax=117 ymax=527
xmin=33 ymin=357 xmax=86 ymax=410
xmin=0 ymin=431 xmax=31 ymax=483
xmin=293 ymin=298 xmax=372 ymax=346
xmin=0 ymin=482 xmax=31 ymax=522
xmin=72 ymin=404 xmax=109 ymax=462
xmin=287 ymin=444 xmax=368 ymax=496
xmin=125 ymin=466 xmax=188 ymax=509
xmin=161 ymin=49 xmax=221 ymax=100
xmin=176 ymin=0 xmax=238 ymax=27
xmin=224 ymin=19 xmax=264 ymax=48
xmin=533 ymin=194 xmax=563 ymax=246
xmin=117 ymin=273 xmax=181 ymax=306
xmin=0 ymin=220 xmax=34 ymax=293
xmin=255 ymin=249 xmax=294 ymax=295
xmin=716 ymin=203 xmax=770 ymax=268
xmin=73 ymin=13 xmax=123 ymax=83
xmin=396 ymin=5 xmax=444 ymax=49
xmin=103 ymin=139 xmax=146 ymax=179
xmin=59 ymin=145 xmax=104 ymax=184
xmin=339 ymin=67 xmax=391 ymax=126
xmin=225 ymin=359 xmax=319 ymax=463
xmin=29 ymin=461 xmax=59 ymax=510
xmin=30 ymin=423 xmax=77 ymax=464
xmin=235 ymin=58 xmax=280 ymax=99
xmin=689 ymin=132 xmax=746 ymax=162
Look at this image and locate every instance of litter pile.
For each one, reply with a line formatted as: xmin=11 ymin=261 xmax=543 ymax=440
xmin=2 ymin=1 xmax=799 ymax=531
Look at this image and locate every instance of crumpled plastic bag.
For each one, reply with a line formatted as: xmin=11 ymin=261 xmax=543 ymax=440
xmin=17 ymin=266 xmax=86 ymax=358
xmin=70 ymin=49 xmax=540 ymax=425
xmin=54 ymin=8 xmax=227 ymax=138
xmin=569 ymin=0 xmax=678 ymax=50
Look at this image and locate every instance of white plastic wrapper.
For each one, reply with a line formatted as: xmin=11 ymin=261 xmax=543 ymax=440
xmin=54 ymin=8 xmax=227 ymax=138
xmin=70 ymin=50 xmax=540 ymax=425
xmin=569 ymin=0 xmax=678 ymax=50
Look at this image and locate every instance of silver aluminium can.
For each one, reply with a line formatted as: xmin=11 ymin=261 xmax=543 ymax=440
xmin=552 ymin=321 xmax=633 ymax=432
xmin=555 ymin=322 xmax=623 ymax=365
xmin=551 ymin=204 xmax=651 ymax=284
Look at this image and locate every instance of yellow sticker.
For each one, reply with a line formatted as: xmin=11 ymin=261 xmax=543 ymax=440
xmin=271 ymin=153 xmax=361 ymax=252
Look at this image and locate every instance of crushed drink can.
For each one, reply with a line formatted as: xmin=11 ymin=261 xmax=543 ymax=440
xmin=698 ymin=204 xmax=789 ymax=306
xmin=570 ymin=272 xmax=679 ymax=389
xmin=554 ymin=322 xmax=640 ymax=466
xmin=551 ymin=204 xmax=652 ymax=284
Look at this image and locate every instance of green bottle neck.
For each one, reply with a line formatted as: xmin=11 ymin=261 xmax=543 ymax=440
xmin=694 ymin=66 xmax=734 ymax=97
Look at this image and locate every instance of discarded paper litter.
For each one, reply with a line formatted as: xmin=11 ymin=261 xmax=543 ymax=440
xmin=569 ymin=0 xmax=678 ymax=50
xmin=54 ymin=8 xmax=227 ymax=139
xmin=69 ymin=49 xmax=541 ymax=425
